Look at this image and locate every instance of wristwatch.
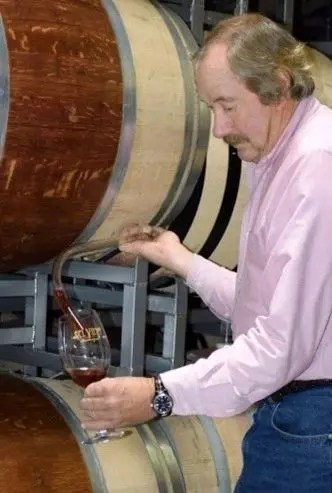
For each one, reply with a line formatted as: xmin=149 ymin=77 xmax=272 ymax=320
xmin=151 ymin=374 xmax=174 ymax=418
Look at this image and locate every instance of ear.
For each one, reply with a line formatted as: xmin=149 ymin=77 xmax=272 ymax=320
xmin=277 ymin=68 xmax=292 ymax=98
xmin=275 ymin=68 xmax=292 ymax=109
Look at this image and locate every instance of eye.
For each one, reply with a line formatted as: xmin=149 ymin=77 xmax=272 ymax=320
xmin=223 ymin=106 xmax=234 ymax=113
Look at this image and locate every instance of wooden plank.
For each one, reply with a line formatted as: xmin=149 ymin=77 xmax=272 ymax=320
xmin=0 ymin=0 xmax=104 ymax=26
xmin=8 ymin=78 xmax=122 ymax=131
xmin=10 ymin=52 xmax=121 ymax=86
xmin=0 ymin=0 xmax=123 ymax=272
xmin=5 ymin=22 xmax=118 ymax=63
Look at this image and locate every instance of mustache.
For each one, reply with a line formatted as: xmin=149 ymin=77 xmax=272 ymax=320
xmin=223 ymin=134 xmax=248 ymax=146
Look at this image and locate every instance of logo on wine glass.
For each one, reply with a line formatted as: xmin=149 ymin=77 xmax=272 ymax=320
xmin=72 ymin=326 xmax=102 ymax=342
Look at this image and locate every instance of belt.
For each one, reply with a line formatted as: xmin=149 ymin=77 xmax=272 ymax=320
xmin=267 ymin=379 xmax=332 ymax=403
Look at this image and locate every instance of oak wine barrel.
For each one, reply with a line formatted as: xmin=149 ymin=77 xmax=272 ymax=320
xmin=0 ymin=372 xmax=250 ymax=492
xmin=0 ymin=0 xmax=209 ymax=272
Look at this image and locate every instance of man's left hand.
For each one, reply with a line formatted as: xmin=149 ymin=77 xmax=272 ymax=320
xmin=80 ymin=376 xmax=156 ymax=430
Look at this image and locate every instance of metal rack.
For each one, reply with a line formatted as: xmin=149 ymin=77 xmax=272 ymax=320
xmin=162 ymin=0 xmax=296 ymax=43
xmin=0 ymin=259 xmax=189 ymax=376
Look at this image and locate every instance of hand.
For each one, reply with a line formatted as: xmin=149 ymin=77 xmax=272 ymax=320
xmin=119 ymin=224 xmax=194 ymax=279
xmin=80 ymin=376 xmax=156 ymax=430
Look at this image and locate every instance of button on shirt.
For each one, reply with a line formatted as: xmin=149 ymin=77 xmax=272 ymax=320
xmin=162 ymin=96 xmax=332 ymax=417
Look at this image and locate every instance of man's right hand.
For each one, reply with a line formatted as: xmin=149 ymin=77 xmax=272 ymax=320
xmin=119 ymin=224 xmax=194 ymax=279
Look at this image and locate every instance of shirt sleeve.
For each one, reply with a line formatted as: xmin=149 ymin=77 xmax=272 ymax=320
xmin=185 ymin=254 xmax=237 ymax=319
xmin=162 ymin=150 xmax=332 ymax=418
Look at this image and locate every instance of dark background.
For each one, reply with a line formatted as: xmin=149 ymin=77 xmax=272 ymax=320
xmin=160 ymin=0 xmax=332 ymax=52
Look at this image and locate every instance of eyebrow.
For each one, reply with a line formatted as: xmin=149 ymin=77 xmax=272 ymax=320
xmin=199 ymin=95 xmax=235 ymax=109
xmin=212 ymin=96 xmax=235 ymax=103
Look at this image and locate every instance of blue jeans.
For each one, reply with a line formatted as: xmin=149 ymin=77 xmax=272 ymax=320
xmin=235 ymin=386 xmax=332 ymax=492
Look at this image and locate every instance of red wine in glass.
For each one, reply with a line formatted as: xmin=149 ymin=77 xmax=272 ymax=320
xmin=58 ymin=307 xmax=127 ymax=444
xmin=66 ymin=367 xmax=107 ymax=388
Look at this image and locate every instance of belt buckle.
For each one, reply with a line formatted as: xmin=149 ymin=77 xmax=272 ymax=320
xmin=266 ymin=395 xmax=277 ymax=404
xmin=266 ymin=389 xmax=284 ymax=403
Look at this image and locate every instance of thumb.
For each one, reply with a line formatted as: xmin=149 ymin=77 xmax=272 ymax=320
xmin=84 ymin=377 xmax=111 ymax=397
xmin=119 ymin=241 xmax=143 ymax=253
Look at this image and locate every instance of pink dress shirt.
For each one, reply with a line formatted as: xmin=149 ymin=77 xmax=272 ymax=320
xmin=162 ymin=96 xmax=332 ymax=417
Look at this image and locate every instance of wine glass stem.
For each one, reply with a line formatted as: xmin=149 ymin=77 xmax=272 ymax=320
xmin=81 ymin=428 xmax=128 ymax=445
xmin=98 ymin=429 xmax=125 ymax=438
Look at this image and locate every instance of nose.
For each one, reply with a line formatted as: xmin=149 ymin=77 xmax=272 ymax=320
xmin=212 ymin=111 xmax=233 ymax=139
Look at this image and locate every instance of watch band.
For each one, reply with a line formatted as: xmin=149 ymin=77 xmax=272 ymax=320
xmin=151 ymin=374 xmax=174 ymax=419
xmin=154 ymin=374 xmax=166 ymax=394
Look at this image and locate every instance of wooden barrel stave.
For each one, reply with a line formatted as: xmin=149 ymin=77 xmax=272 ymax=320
xmin=208 ymin=162 xmax=247 ymax=270
xmin=182 ymin=122 xmax=230 ymax=255
xmin=0 ymin=0 xmax=123 ymax=272
xmin=307 ymin=47 xmax=332 ymax=107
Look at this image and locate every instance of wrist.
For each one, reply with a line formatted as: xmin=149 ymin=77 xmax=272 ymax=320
xmin=168 ymin=244 xmax=194 ymax=279
xmin=145 ymin=377 xmax=157 ymax=419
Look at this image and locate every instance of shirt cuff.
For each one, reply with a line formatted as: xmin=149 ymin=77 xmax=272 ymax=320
xmin=185 ymin=253 xmax=209 ymax=291
xmin=160 ymin=346 xmax=249 ymax=417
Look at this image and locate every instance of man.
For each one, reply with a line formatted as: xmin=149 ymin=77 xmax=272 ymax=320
xmin=80 ymin=13 xmax=332 ymax=491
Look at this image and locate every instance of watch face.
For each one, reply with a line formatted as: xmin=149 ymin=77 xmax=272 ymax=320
xmin=153 ymin=391 xmax=173 ymax=417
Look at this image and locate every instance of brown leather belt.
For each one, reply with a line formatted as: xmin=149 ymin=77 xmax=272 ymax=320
xmin=267 ymin=379 xmax=332 ymax=403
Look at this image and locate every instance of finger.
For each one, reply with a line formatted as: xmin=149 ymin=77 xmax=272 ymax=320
xmin=80 ymin=397 xmax=108 ymax=412
xmin=120 ymin=230 xmax=166 ymax=254
xmin=81 ymin=407 xmax=110 ymax=422
xmin=120 ymin=225 xmax=164 ymax=244
xmin=84 ymin=378 xmax=111 ymax=398
xmin=85 ymin=407 xmax=96 ymax=421
xmin=119 ymin=223 xmax=142 ymax=241
xmin=121 ymin=231 xmax=152 ymax=244
xmin=141 ymin=225 xmax=152 ymax=235
xmin=119 ymin=239 xmax=148 ymax=253
xmin=81 ymin=408 xmax=123 ymax=429
xmin=80 ymin=404 xmax=119 ymax=427
xmin=152 ymin=226 xmax=165 ymax=236
xmin=142 ymin=225 xmax=165 ymax=238
xmin=82 ymin=419 xmax=118 ymax=431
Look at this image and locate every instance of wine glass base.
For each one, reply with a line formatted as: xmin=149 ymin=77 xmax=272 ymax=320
xmin=81 ymin=428 xmax=132 ymax=445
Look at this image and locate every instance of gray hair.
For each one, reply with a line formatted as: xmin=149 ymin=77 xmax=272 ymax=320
xmin=198 ymin=13 xmax=315 ymax=104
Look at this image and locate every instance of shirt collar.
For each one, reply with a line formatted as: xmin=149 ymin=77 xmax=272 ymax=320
xmin=248 ymin=96 xmax=318 ymax=168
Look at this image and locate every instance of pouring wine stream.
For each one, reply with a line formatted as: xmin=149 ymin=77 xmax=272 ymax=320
xmin=52 ymin=236 xmax=130 ymax=444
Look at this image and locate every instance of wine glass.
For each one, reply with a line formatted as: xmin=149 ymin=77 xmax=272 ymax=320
xmin=58 ymin=306 xmax=127 ymax=444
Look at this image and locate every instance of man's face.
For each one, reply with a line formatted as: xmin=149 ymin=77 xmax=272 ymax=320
xmin=196 ymin=43 xmax=279 ymax=162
